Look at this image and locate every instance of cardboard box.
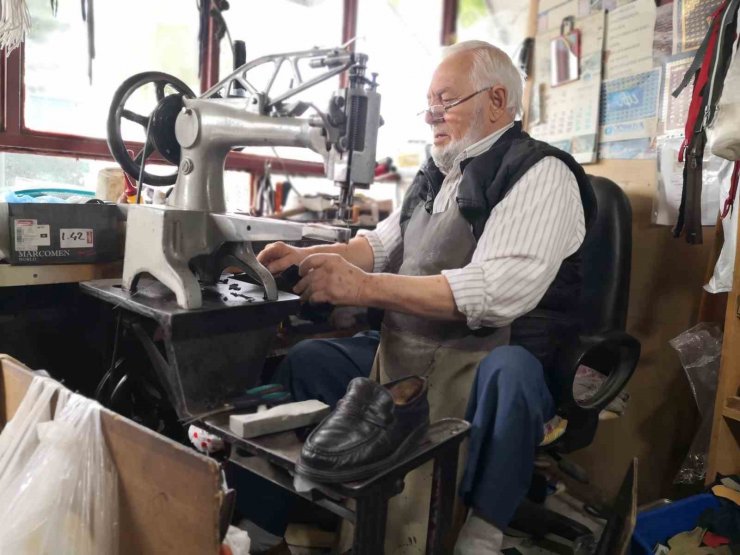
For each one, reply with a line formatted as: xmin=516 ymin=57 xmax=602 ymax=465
xmin=0 ymin=355 xmax=223 ymax=554
xmin=0 ymin=203 xmax=125 ymax=265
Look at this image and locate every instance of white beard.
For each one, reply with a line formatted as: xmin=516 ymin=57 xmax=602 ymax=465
xmin=431 ymin=139 xmax=466 ymax=174
xmin=430 ymin=108 xmax=486 ymax=174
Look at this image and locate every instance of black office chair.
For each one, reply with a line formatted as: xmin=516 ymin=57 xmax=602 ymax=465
xmin=511 ymin=175 xmax=641 ymax=543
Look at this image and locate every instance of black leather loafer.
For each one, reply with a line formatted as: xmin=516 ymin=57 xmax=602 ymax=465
xmin=296 ymin=376 xmax=429 ymax=483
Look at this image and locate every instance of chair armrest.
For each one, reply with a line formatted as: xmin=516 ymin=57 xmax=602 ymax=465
xmin=556 ymin=330 xmax=641 ymax=414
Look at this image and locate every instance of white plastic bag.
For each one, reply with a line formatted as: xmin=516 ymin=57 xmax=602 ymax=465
xmin=0 ymin=377 xmax=61 ymax=493
xmin=705 ymin=159 xmax=737 ymax=294
xmin=707 ymin=20 xmax=740 ymax=161
xmin=0 ymin=385 xmax=118 ymax=555
xmin=224 ymin=525 xmax=251 ymax=555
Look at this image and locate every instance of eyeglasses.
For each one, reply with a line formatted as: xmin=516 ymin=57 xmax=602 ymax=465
xmin=418 ymin=87 xmax=491 ymax=122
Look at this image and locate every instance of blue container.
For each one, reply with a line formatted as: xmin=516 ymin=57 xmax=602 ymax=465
xmin=631 ymin=494 xmax=721 ymax=554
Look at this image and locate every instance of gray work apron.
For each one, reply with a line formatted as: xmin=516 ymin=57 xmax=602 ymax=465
xmin=371 ymin=200 xmax=510 ymax=554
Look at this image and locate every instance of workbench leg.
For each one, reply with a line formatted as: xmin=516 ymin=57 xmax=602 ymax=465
xmin=353 ymin=486 xmax=388 ymax=555
xmin=426 ymin=444 xmax=459 ymax=555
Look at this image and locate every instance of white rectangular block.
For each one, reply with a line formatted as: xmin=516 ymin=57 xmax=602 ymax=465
xmin=229 ymin=400 xmax=330 ymax=439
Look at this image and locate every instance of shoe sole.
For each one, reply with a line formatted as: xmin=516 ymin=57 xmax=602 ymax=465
xmin=294 ymin=423 xmax=429 ymax=484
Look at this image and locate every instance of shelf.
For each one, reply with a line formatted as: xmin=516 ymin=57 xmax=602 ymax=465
xmin=722 ymin=397 xmax=740 ymax=423
xmin=0 ymin=261 xmax=122 ymax=287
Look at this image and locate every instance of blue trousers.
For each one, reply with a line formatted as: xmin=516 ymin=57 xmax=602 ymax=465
xmin=234 ymin=332 xmax=554 ymax=533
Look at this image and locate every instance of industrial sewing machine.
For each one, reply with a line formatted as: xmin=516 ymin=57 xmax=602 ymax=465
xmin=112 ymin=46 xmax=380 ymax=309
xmin=81 ymin=47 xmax=382 ymax=427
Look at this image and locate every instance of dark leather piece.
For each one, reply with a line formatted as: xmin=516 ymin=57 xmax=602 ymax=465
xmin=298 ymin=376 xmax=429 ymax=480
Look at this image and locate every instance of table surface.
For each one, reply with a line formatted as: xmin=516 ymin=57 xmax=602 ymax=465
xmin=200 ymin=416 xmax=470 ymax=497
xmin=0 ymin=260 xmax=122 ymax=287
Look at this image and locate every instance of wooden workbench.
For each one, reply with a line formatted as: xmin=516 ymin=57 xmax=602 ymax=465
xmin=707 ymin=212 xmax=740 ymax=481
xmin=0 ymin=260 xmax=122 ymax=287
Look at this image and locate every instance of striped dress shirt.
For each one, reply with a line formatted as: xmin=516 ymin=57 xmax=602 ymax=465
xmin=358 ymin=124 xmax=586 ymax=329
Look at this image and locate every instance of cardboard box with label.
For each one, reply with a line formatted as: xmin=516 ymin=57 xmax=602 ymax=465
xmin=0 ymin=203 xmax=125 ymax=265
xmin=0 ymin=355 xmax=224 ymax=554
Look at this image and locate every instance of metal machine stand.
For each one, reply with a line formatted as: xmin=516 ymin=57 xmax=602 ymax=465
xmin=81 ymin=276 xmax=299 ymax=422
xmin=200 ymin=416 xmax=470 ymax=555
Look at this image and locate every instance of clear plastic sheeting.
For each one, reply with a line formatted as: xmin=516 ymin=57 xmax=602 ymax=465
xmin=669 ymin=323 xmax=723 ymax=484
xmin=0 ymin=377 xmax=119 ymax=555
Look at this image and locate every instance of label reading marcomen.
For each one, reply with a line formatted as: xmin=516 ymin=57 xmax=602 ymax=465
xmin=14 ymin=219 xmax=51 ymax=251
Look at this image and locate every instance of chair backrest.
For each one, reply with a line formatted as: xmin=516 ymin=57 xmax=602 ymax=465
xmin=577 ymin=176 xmax=633 ymax=335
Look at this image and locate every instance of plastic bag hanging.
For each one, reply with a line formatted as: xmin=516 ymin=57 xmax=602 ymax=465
xmin=0 ymin=390 xmax=119 ymax=555
xmin=0 ymin=377 xmax=62 ymax=492
xmin=669 ymin=323 xmax=723 ymax=484
xmin=705 ymin=160 xmax=738 ymax=293
xmin=707 ymin=18 xmax=740 ymax=161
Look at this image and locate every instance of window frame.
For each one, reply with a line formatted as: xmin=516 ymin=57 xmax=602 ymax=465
xmin=0 ymin=0 xmax=456 ymax=176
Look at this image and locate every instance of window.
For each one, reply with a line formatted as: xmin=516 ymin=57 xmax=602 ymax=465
xmin=456 ymin=0 xmax=528 ymax=59
xmin=23 ymin=0 xmax=200 ymax=141
xmin=217 ymin=0 xmax=344 ymax=72
xmin=355 ymin=0 xmax=444 ymax=166
xmin=216 ymin=0 xmax=345 ymax=163
xmin=1 ymin=0 xmax=453 ymax=183
xmin=0 ymin=151 xmax=181 ymax=199
xmin=0 ymin=152 xmax=113 ymax=195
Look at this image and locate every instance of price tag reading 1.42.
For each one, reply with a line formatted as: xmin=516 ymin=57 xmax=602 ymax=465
xmin=60 ymin=228 xmax=94 ymax=249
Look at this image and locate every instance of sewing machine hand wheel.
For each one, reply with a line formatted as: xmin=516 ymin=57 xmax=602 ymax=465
xmin=106 ymin=71 xmax=196 ymax=186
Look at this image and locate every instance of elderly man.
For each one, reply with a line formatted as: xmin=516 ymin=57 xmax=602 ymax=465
xmin=251 ymin=40 xmax=594 ymax=554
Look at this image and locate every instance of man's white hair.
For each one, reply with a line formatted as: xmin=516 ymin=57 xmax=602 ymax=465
xmin=441 ymin=40 xmax=523 ymax=117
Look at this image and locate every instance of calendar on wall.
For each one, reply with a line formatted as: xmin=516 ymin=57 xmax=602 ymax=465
xmin=673 ymin=0 xmax=723 ymax=54
xmin=529 ymin=10 xmax=605 ymax=164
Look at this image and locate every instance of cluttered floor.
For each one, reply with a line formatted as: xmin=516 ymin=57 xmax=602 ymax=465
xmin=249 ymin=474 xmax=740 ymax=554
xmin=238 ymin=486 xmax=606 ymax=554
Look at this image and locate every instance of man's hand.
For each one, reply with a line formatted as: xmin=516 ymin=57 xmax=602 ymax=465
xmin=295 ymin=254 xmax=373 ymax=306
xmin=257 ymin=241 xmax=310 ymax=275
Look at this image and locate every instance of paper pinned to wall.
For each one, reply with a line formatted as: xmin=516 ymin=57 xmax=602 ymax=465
xmin=537 ymin=0 xmax=581 ymax=32
xmin=600 ymin=138 xmax=656 ymax=159
xmin=672 ymin=0 xmax=723 ymax=54
xmin=600 ymin=67 xmax=662 ymax=143
xmin=661 ymin=52 xmax=694 ymax=136
xmin=537 ymin=0 xmax=636 ymax=32
xmin=530 ymin=10 xmax=606 ymax=165
xmin=604 ymin=0 xmax=657 ymax=80
xmin=653 ymin=2 xmax=675 ymax=66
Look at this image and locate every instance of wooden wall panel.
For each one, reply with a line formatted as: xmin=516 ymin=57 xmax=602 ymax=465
xmin=568 ymin=160 xmax=715 ymax=502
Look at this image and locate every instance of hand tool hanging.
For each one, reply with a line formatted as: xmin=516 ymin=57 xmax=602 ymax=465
xmin=672 ymin=0 xmax=740 ymax=244
xmin=80 ymin=0 xmax=94 ymax=83
xmin=197 ymin=0 xmax=229 ymax=81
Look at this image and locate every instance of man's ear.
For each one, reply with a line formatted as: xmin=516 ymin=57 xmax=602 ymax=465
xmin=487 ymin=86 xmax=508 ymax=122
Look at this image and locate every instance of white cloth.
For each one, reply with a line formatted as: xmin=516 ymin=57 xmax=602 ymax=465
xmin=359 ymin=128 xmax=585 ymax=329
xmin=0 ymin=0 xmax=31 ymax=53
xmin=454 ymin=513 xmax=504 ymax=555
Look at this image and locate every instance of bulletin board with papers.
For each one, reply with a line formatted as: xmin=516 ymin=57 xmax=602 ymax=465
xmin=529 ymin=4 xmax=605 ymax=164
xmin=526 ymin=0 xmax=723 ymax=225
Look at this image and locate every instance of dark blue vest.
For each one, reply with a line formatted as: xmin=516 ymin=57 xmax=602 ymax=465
xmin=399 ymin=122 xmax=597 ymax=372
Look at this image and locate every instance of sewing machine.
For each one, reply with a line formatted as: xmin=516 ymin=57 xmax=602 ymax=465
xmin=107 ymin=46 xmax=381 ymax=309
xmin=81 ymin=47 xmax=382 ymax=425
